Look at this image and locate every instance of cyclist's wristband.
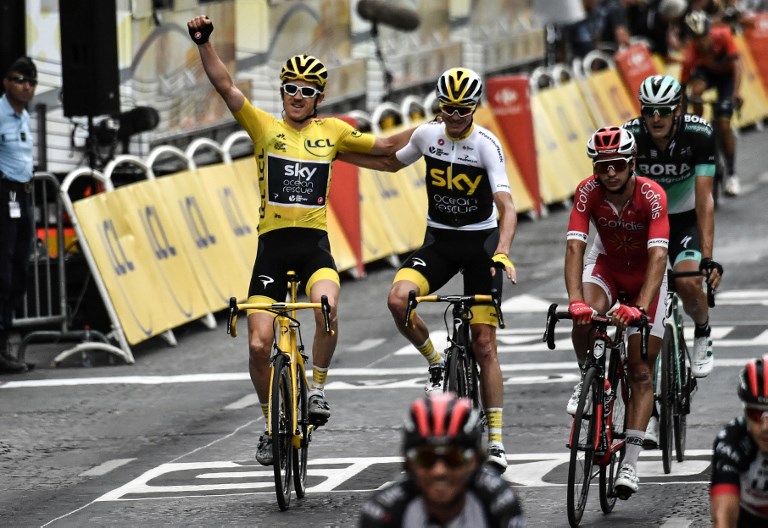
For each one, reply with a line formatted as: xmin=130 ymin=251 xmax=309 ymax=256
xmin=492 ymin=253 xmax=515 ymax=271
xmin=189 ymin=20 xmax=214 ymax=44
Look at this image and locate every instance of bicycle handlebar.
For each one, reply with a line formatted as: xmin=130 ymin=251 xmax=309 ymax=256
xmin=226 ymin=295 xmax=333 ymax=338
xmin=667 ymin=269 xmax=716 ymax=308
xmin=404 ymin=289 xmax=506 ymax=329
xmin=543 ymin=303 xmax=651 ymax=359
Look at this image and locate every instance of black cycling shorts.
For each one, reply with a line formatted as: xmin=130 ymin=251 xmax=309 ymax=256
xmin=668 ymin=209 xmax=702 ymax=265
xmin=247 ymin=227 xmax=338 ymax=301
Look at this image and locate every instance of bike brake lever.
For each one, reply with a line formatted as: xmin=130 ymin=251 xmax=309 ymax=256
xmin=227 ymin=297 xmax=238 ymax=338
xmin=404 ymin=290 xmax=417 ymax=328
xmin=544 ymin=303 xmax=558 ymax=350
xmin=491 ymin=288 xmax=506 ymax=329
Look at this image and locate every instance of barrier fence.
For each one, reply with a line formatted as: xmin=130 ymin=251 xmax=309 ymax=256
xmin=20 ymin=36 xmax=768 ymax=365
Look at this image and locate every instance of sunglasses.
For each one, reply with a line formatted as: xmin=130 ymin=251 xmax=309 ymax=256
xmin=8 ymin=75 xmax=38 ymax=86
xmin=641 ymin=105 xmax=676 ymax=118
xmin=282 ymin=83 xmax=321 ymax=98
xmin=594 ymin=158 xmax=631 ymax=175
xmin=745 ymin=406 xmax=768 ymax=422
xmin=406 ymin=446 xmax=474 ymax=469
xmin=440 ymin=103 xmax=475 ymax=118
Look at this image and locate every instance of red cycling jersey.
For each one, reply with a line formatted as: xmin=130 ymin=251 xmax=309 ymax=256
xmin=681 ymin=25 xmax=739 ymax=83
xmin=567 ymin=175 xmax=669 ymax=270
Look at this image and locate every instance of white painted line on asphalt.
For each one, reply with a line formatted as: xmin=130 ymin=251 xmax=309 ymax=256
xmin=223 ymin=393 xmax=260 ymax=410
xmin=347 ymin=338 xmax=386 ymax=352
xmin=660 ymin=518 xmax=692 ymax=527
xmin=0 ymin=359 xmax=757 ymax=389
xmin=79 ymin=458 xmax=136 ymax=477
xmin=93 ymin=450 xmax=715 ymax=501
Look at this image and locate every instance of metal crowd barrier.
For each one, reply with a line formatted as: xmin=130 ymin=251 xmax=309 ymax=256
xmin=13 ymin=171 xmax=131 ymax=366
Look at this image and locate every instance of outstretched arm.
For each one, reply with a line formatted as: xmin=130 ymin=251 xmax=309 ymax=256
xmin=188 ymin=16 xmax=245 ymax=113
xmin=490 ymin=191 xmax=518 ymax=284
xmin=337 ymin=126 xmax=417 ymax=171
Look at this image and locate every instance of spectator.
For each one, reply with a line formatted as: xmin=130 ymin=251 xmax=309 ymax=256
xmin=359 ymin=392 xmax=525 ymax=527
xmin=0 ymin=57 xmax=37 ymax=374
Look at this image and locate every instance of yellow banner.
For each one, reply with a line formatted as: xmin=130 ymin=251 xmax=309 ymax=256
xmin=531 ymin=94 xmax=577 ymax=204
xmin=327 ymin=205 xmax=357 ymax=273
xmin=733 ymin=35 xmax=768 ymax=127
xmin=583 ymin=68 xmax=637 ymax=127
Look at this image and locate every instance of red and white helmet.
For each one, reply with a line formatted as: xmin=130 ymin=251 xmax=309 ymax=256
xmin=738 ymin=354 xmax=768 ymax=406
xmin=586 ymin=126 xmax=637 ymax=160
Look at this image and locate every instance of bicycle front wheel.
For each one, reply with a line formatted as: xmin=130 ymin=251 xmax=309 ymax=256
xmin=271 ymin=354 xmax=293 ymax=510
xmin=674 ymin=337 xmax=690 ymax=463
xmin=600 ymin=348 xmax=628 ymax=513
xmin=293 ymin=366 xmax=309 ymax=498
xmin=660 ymin=327 xmax=675 ymax=475
xmin=567 ymin=367 xmax=598 ymax=527
xmin=446 ymin=347 xmax=469 ymax=398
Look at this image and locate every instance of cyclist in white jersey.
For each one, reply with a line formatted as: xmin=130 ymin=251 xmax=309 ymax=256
xmin=338 ymin=68 xmax=518 ymax=472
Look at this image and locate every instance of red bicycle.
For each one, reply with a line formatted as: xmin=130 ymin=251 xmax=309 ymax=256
xmin=543 ymin=304 xmax=649 ymax=527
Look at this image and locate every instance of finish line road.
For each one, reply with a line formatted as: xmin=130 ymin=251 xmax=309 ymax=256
xmin=2 ymin=129 xmax=768 ymax=527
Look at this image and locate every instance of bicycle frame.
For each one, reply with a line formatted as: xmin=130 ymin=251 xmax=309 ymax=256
xmin=405 ymin=289 xmax=505 ymax=406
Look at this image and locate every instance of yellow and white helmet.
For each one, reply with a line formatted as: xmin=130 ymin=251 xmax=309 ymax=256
xmin=436 ymin=68 xmax=483 ymax=107
xmin=279 ymin=54 xmax=328 ymax=89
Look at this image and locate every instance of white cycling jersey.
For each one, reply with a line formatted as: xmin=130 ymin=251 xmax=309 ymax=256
xmin=396 ymin=121 xmax=511 ymax=231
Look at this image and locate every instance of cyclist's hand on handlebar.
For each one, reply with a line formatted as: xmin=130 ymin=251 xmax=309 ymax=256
xmin=491 ymin=253 xmax=517 ymax=284
xmin=700 ymin=257 xmax=723 ymax=289
xmin=568 ymin=300 xmax=595 ymax=325
xmin=612 ymin=304 xmax=643 ymax=329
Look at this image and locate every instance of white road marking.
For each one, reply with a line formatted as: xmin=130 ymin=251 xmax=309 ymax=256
xmin=0 ymin=357 xmax=760 ymax=390
xmin=660 ymin=519 xmax=692 ymax=527
xmin=347 ymin=338 xmax=386 ymax=351
xmin=223 ymin=394 xmax=260 ymax=410
xmin=94 ymin=450 xmax=714 ymax=501
xmin=79 ymin=458 xmax=136 ymax=477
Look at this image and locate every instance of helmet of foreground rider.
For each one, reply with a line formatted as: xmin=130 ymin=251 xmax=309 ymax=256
xmin=279 ymin=54 xmax=328 ymax=89
xmin=639 ymin=75 xmax=682 ymax=106
xmin=684 ymin=10 xmax=711 ymax=37
xmin=586 ymin=126 xmax=637 ymax=160
xmin=436 ymin=68 xmax=483 ymax=107
xmin=403 ymin=392 xmax=483 ymax=452
xmin=738 ymin=354 xmax=768 ymax=406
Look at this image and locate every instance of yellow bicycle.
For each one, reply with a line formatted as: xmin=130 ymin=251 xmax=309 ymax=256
xmin=227 ymin=271 xmax=332 ymax=511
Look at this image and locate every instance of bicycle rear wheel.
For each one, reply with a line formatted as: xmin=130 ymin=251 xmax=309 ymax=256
xmin=446 ymin=347 xmax=469 ymax=398
xmin=271 ymin=354 xmax=293 ymax=510
xmin=660 ymin=327 xmax=675 ymax=475
xmin=674 ymin=337 xmax=690 ymax=463
xmin=292 ymin=367 xmax=309 ymax=498
xmin=567 ymin=367 xmax=598 ymax=527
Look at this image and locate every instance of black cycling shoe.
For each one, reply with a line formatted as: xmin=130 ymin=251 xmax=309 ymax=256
xmin=308 ymin=394 xmax=331 ymax=427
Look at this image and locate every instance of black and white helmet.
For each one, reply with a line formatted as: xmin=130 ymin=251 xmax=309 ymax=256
xmin=639 ymin=75 xmax=683 ymax=106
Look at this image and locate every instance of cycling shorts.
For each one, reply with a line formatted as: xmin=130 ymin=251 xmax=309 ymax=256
xmin=246 ymin=228 xmax=339 ymax=309
xmin=394 ymin=227 xmax=502 ymax=326
xmin=690 ymin=67 xmax=736 ymax=118
xmin=668 ymin=210 xmax=702 ymax=266
xmin=583 ymin=256 xmax=667 ymax=339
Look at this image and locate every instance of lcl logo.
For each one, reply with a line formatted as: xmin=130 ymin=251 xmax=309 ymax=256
xmin=629 ymin=51 xmax=645 ymax=67
xmin=493 ymin=88 xmax=518 ymax=106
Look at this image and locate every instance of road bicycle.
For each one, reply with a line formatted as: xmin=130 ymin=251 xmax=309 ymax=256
xmin=543 ymin=304 xmax=649 ymax=527
xmin=227 ymin=271 xmax=332 ymax=511
xmin=655 ymin=268 xmax=715 ymax=474
xmin=404 ymin=289 xmax=505 ymax=412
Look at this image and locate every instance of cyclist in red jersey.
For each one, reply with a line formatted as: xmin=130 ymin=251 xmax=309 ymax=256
xmin=680 ymin=10 xmax=743 ymax=196
xmin=711 ymin=354 xmax=768 ymax=527
xmin=564 ymin=126 xmax=670 ymax=499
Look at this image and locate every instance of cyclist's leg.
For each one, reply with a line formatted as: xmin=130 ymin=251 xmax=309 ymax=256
xmin=245 ymin=233 xmax=290 ymax=419
xmin=618 ymin=286 xmax=665 ymax=495
xmin=388 ymin=228 xmax=458 ymax=364
xmin=668 ymin=214 xmax=713 ymax=376
xmin=713 ymin=72 xmax=739 ymax=192
xmin=300 ymin=231 xmax=341 ymax=425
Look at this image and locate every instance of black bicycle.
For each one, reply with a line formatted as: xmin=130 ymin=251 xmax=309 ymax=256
xmin=656 ymin=268 xmax=715 ymax=474
xmin=404 ymin=289 xmax=505 ymax=411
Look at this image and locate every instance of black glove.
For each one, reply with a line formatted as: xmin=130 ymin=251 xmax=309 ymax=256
xmin=699 ymin=257 xmax=723 ymax=277
xmin=188 ymin=19 xmax=213 ymax=45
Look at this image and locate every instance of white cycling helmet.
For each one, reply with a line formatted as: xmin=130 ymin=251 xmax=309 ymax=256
xmin=587 ymin=126 xmax=637 ymax=159
xmin=658 ymin=0 xmax=687 ymax=20
xmin=639 ymin=75 xmax=683 ymax=106
xmin=684 ymin=10 xmax=711 ymax=37
xmin=436 ymin=68 xmax=483 ymax=107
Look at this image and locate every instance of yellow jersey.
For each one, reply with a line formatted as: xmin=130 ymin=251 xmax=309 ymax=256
xmin=234 ymin=100 xmax=375 ymax=235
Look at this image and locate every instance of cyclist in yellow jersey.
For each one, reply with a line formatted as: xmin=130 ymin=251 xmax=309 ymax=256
xmin=188 ymin=15 xmax=401 ymax=466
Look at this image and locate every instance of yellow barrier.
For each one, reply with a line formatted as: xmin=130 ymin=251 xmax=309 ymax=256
xmin=530 ymin=94 xmax=577 ymax=205
xmin=733 ymin=34 xmax=768 ymax=128
xmin=327 ymin=205 xmax=358 ymax=273
xmin=582 ymin=68 xmax=637 ymax=126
